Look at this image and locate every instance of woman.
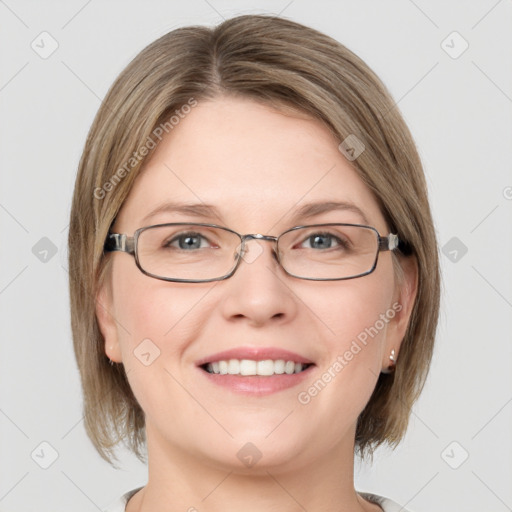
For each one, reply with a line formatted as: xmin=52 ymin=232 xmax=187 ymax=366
xmin=68 ymin=14 xmax=440 ymax=512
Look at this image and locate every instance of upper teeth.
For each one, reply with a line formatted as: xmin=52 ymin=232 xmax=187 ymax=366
xmin=205 ymin=359 xmax=308 ymax=376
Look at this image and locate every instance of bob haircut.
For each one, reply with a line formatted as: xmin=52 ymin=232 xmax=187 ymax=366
xmin=68 ymin=14 xmax=440 ymax=464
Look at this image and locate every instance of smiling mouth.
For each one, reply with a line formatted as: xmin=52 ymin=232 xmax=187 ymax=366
xmin=201 ymin=359 xmax=313 ymax=376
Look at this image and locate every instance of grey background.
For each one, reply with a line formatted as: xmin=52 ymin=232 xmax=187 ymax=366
xmin=1 ymin=1 xmax=511 ymax=511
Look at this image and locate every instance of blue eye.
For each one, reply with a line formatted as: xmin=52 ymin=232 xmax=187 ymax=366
xmin=167 ymin=232 xmax=209 ymax=250
xmin=301 ymin=233 xmax=345 ymax=250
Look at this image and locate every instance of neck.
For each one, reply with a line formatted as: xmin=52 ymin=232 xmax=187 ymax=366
xmin=127 ymin=423 xmax=380 ymax=512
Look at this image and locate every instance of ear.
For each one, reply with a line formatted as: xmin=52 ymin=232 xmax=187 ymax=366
xmin=382 ymin=255 xmax=418 ymax=371
xmin=96 ymin=278 xmax=123 ymax=363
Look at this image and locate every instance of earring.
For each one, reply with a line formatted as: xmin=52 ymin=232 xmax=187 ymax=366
xmin=381 ymin=349 xmax=396 ymax=374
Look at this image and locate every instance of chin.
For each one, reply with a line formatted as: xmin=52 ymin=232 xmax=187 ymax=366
xmin=203 ymin=429 xmax=312 ymax=472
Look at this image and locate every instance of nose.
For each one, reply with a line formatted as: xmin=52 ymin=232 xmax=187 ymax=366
xmin=219 ymin=238 xmax=298 ymax=327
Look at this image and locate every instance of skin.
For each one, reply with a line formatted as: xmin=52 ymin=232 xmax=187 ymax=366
xmin=97 ymin=96 xmax=417 ymax=512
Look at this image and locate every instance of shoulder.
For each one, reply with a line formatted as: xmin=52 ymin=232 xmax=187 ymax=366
xmin=105 ymin=488 xmax=410 ymax=512
xmin=358 ymin=491 xmax=414 ymax=512
xmin=104 ymin=487 xmax=143 ymax=512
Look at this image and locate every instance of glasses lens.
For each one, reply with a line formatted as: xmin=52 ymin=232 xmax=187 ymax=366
xmin=137 ymin=225 xmax=240 ymax=281
xmin=278 ymin=225 xmax=379 ymax=280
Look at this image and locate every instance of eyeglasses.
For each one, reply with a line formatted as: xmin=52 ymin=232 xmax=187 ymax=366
xmin=104 ymin=222 xmax=399 ymax=283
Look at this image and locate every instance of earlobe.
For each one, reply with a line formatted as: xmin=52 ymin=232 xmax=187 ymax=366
xmin=382 ymin=255 xmax=418 ymax=371
xmin=96 ymin=282 xmax=123 ymax=363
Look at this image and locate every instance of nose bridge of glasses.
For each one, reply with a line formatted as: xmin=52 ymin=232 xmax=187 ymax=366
xmin=241 ymin=233 xmax=278 ymax=243
xmin=237 ymin=233 xmax=279 ymax=260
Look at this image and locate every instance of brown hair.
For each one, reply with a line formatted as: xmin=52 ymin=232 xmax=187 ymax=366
xmin=68 ymin=14 xmax=440 ymax=464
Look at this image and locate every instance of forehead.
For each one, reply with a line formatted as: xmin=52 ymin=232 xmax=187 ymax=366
xmin=115 ymin=97 xmax=386 ymax=233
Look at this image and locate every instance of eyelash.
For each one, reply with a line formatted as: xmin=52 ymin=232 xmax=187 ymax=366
xmin=163 ymin=231 xmax=351 ymax=251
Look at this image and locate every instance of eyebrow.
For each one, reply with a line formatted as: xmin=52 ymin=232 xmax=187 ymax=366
xmin=140 ymin=200 xmax=370 ymax=227
xmin=141 ymin=202 xmax=223 ymax=224
xmin=290 ymin=201 xmax=370 ymax=225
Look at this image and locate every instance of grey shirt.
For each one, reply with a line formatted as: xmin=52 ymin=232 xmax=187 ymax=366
xmin=104 ymin=488 xmax=413 ymax=512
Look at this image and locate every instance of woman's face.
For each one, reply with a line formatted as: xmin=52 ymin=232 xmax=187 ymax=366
xmin=98 ymin=96 xmax=415 ymax=473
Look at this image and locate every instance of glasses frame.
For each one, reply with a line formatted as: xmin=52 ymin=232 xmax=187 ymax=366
xmin=104 ymin=222 xmax=400 ymax=283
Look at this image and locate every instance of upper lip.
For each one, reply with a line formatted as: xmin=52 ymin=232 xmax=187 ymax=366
xmin=196 ymin=347 xmax=315 ymax=366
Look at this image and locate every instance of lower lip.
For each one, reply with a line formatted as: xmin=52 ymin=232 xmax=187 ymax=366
xmin=198 ymin=365 xmax=315 ymax=396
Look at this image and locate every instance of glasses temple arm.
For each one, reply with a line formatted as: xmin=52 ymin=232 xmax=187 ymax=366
xmin=104 ymin=233 xmax=135 ymax=254
xmin=378 ymin=233 xmax=399 ymax=252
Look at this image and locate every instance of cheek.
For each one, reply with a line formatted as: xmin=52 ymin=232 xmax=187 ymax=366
xmin=311 ymin=259 xmax=395 ymax=347
xmin=112 ymin=257 xmax=212 ymax=349
xmin=298 ymin=261 xmax=396 ymax=408
xmin=110 ymin=258 xmax=218 ymax=409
